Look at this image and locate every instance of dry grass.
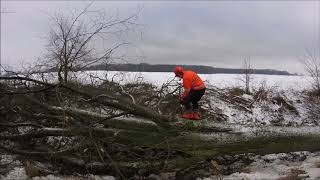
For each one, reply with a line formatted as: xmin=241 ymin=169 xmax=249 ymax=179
xmin=272 ymin=95 xmax=299 ymax=115
xmin=227 ymin=87 xmax=246 ymax=97
xmin=253 ymin=87 xmax=271 ymax=102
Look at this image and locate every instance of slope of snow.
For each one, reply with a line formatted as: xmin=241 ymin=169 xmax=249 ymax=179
xmin=204 ymin=88 xmax=315 ymax=126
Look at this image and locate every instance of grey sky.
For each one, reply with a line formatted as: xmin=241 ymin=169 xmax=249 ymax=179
xmin=1 ymin=1 xmax=319 ymax=74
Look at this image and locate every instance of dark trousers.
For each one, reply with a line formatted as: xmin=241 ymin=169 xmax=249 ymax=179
xmin=182 ymin=88 xmax=206 ymax=111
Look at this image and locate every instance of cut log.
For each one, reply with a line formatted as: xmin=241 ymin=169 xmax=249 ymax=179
xmin=163 ymin=124 xmax=320 ymax=158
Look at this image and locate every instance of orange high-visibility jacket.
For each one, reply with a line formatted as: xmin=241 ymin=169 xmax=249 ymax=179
xmin=182 ymin=70 xmax=206 ymax=97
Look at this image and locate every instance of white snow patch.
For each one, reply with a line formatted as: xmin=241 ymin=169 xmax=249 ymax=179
xmin=222 ymin=172 xmax=281 ymax=180
xmin=0 ymin=155 xmax=15 ymax=164
xmin=88 ymin=175 xmax=115 ymax=180
xmin=0 ymin=168 xmax=115 ymax=180
xmin=205 ymin=151 xmax=320 ymax=180
xmin=1 ymin=167 xmax=27 ymax=180
xmin=306 ymin=168 xmax=320 ymax=180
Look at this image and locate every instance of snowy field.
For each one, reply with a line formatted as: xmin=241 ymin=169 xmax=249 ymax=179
xmin=33 ymin=70 xmax=313 ymax=91
xmin=102 ymin=71 xmax=312 ymax=91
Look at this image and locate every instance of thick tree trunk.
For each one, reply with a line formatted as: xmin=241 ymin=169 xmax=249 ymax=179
xmin=2 ymin=123 xmax=320 ymax=158
xmin=163 ymin=124 xmax=320 ymax=158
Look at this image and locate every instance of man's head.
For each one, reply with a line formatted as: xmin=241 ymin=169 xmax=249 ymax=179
xmin=174 ymin=66 xmax=184 ymax=78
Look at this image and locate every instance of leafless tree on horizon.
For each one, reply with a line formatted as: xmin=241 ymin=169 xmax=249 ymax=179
xmin=300 ymin=49 xmax=320 ymax=95
xmin=239 ymin=56 xmax=254 ymax=94
xmin=42 ymin=2 xmax=142 ymax=83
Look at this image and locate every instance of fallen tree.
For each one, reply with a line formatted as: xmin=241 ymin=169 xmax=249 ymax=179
xmin=1 ymin=75 xmax=320 ymax=179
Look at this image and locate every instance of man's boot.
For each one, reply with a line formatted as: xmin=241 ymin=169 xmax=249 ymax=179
xmin=192 ymin=112 xmax=200 ymax=120
xmin=181 ymin=110 xmax=194 ymax=120
xmin=192 ymin=110 xmax=200 ymax=120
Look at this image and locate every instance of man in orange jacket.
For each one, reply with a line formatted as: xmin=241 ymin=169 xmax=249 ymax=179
xmin=174 ymin=66 xmax=206 ymax=120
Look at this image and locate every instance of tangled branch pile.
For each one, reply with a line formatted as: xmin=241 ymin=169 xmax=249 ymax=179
xmin=1 ymin=74 xmax=320 ymax=179
xmin=0 ymin=75 xmax=183 ymax=177
xmin=0 ymin=73 xmax=234 ymax=179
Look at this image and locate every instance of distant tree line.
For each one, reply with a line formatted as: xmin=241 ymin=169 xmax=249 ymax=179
xmin=83 ymin=63 xmax=293 ymax=75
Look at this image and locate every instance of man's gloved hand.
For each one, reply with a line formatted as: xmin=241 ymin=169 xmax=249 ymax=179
xmin=180 ymin=89 xmax=190 ymax=104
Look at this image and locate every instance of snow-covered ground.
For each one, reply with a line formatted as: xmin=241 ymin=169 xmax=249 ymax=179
xmin=123 ymin=71 xmax=312 ymax=91
xmin=204 ymin=89 xmax=312 ymax=126
xmin=0 ymin=154 xmax=115 ymax=180
xmin=30 ymin=71 xmax=313 ymax=91
xmin=80 ymin=71 xmax=313 ymax=91
xmin=2 ymin=151 xmax=320 ymax=180
xmin=206 ymin=151 xmax=320 ymax=180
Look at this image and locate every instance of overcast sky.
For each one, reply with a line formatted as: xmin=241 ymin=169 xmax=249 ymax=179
xmin=1 ymin=1 xmax=319 ymax=73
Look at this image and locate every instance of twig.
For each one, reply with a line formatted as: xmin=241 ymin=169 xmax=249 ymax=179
xmin=0 ymin=86 xmax=55 ymax=95
xmin=95 ymin=112 xmax=129 ymax=124
xmin=119 ymin=85 xmax=136 ymax=104
xmin=89 ymin=129 xmax=125 ymax=180
xmin=0 ymin=123 xmax=44 ymax=128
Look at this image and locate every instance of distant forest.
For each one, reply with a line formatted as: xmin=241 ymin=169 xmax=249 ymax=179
xmin=85 ymin=63 xmax=293 ymax=75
